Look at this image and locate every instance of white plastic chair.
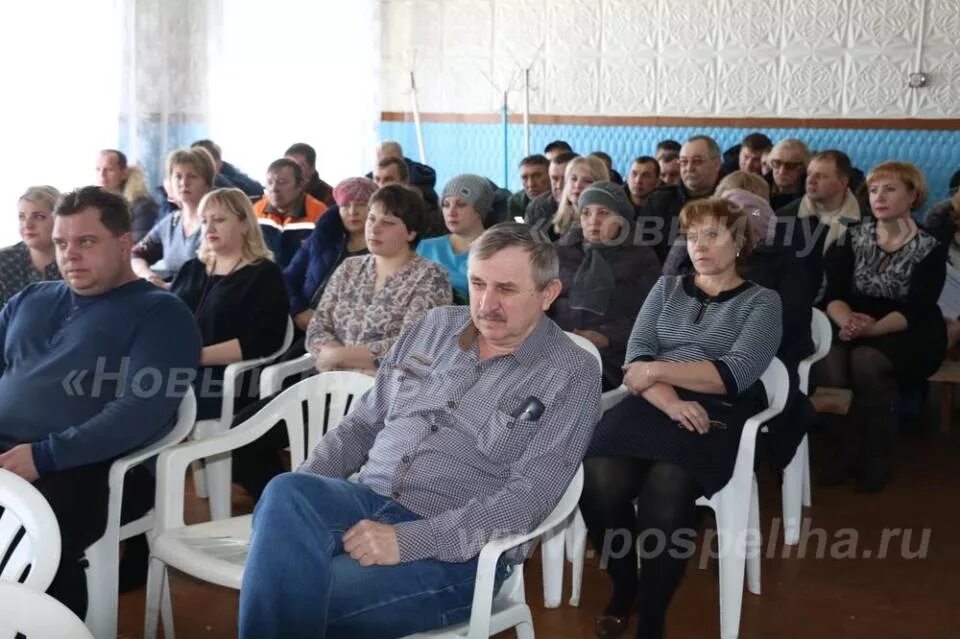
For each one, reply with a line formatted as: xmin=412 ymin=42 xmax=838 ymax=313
xmin=0 ymin=468 xmax=61 ymax=591
xmin=259 ymin=353 xmax=314 ymax=398
xmin=540 ymin=333 xmax=624 ymax=609
xmin=144 ymin=371 xmax=374 ymax=639
xmin=782 ymin=308 xmax=831 ymax=545
xmin=0 ymin=581 xmax=94 ymax=639
xmin=82 ymin=389 xmax=197 ymax=639
xmin=400 ymin=466 xmax=584 ymax=639
xmin=562 ymin=358 xmax=789 ymax=638
xmin=191 ymin=317 xmax=294 ymax=521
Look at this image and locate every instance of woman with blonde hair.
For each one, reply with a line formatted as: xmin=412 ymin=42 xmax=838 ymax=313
xmin=0 ymin=185 xmax=61 ymax=306
xmin=552 ymin=155 xmax=610 ymax=236
xmin=122 ymin=165 xmax=160 ymax=242
xmin=132 ymin=147 xmax=215 ymax=285
xmin=171 ymin=187 xmax=289 ymax=420
xmin=818 ymin=161 xmax=945 ymax=492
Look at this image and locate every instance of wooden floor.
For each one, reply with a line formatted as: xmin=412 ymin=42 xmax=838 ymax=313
xmin=117 ymin=411 xmax=960 ymax=639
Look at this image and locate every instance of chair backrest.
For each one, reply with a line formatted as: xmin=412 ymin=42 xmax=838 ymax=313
xmin=272 ymin=371 xmax=376 ymax=468
xmin=798 ymin=308 xmax=833 ymax=394
xmin=759 ymin=357 xmax=790 ymax=414
xmin=0 ymin=581 xmax=94 ymax=638
xmin=0 ymin=469 xmax=61 ymax=591
xmin=565 ymin=331 xmax=602 ymax=367
xmin=277 ymin=317 xmax=295 ymax=359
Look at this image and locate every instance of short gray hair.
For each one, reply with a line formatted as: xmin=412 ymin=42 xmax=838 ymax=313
xmin=686 ymin=135 xmax=721 ymax=159
xmin=771 ymin=138 xmax=811 ymax=163
xmin=470 ymin=222 xmax=559 ymax=290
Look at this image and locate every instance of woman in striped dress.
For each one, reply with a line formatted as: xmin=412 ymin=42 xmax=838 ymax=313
xmin=581 ymin=197 xmax=782 ymax=639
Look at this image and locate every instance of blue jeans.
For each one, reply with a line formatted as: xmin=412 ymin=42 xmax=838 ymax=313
xmin=239 ymin=473 xmax=507 ymax=639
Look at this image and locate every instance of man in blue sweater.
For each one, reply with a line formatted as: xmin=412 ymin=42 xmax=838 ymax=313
xmin=0 ymin=186 xmax=201 ymax=616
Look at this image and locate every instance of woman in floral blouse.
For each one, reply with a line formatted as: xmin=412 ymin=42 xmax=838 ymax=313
xmin=306 ymin=184 xmax=452 ymax=375
xmin=0 ymin=186 xmax=62 ymax=307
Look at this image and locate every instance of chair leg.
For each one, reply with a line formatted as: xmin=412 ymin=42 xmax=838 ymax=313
xmin=83 ymin=533 xmax=120 ymax=639
xmin=800 ymin=436 xmax=812 ymax=508
xmin=782 ymin=444 xmax=804 ymax=547
xmin=568 ymin=509 xmax=587 ymax=607
xmin=540 ymin=517 xmax=567 ymax=608
xmin=746 ymin=477 xmax=762 ymax=596
xmin=191 ymin=460 xmax=208 ymax=499
xmin=515 ymin=617 xmax=535 ymax=639
xmin=941 ymin=383 xmax=953 ymax=436
xmin=144 ymin=556 xmax=167 ymax=639
xmin=161 ymin=568 xmax=175 ymax=639
xmin=206 ymin=452 xmax=233 ymax=521
xmin=715 ymin=502 xmax=749 ymax=639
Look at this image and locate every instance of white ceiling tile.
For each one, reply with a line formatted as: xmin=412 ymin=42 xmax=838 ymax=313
xmin=716 ymin=54 xmax=779 ymax=115
xmin=778 ymin=53 xmax=844 ymax=116
xmin=599 ymin=57 xmax=656 ymax=114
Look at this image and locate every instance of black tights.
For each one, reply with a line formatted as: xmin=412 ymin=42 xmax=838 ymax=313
xmin=815 ymin=343 xmax=898 ymax=479
xmin=580 ymin=457 xmax=700 ymax=639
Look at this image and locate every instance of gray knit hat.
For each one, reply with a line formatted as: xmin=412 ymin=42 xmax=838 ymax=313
xmin=577 ymin=181 xmax=634 ymax=221
xmin=440 ymin=174 xmax=495 ymax=218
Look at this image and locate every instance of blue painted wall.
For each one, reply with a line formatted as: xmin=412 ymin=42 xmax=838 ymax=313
xmin=380 ymin=121 xmax=960 ymax=209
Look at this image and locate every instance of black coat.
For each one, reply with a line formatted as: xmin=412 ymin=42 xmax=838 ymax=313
xmin=551 ymin=235 xmax=661 ymax=390
xmin=637 ymin=183 xmax=704 ymax=264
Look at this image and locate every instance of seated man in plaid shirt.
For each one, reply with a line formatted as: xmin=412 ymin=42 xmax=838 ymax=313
xmin=239 ymin=222 xmax=601 ymax=639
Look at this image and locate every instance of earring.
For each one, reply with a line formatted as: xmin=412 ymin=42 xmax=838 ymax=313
xmin=736 ymin=248 xmax=741 ymax=258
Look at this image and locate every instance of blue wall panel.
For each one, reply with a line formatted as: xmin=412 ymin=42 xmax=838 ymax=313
xmin=380 ymin=121 xmax=960 ymax=210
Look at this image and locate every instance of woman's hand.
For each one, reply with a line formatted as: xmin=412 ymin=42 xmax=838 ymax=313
xmin=574 ymin=329 xmax=610 ymax=350
xmin=839 ymin=312 xmax=876 ymax=341
xmin=623 ymin=362 xmax=657 ymax=395
xmin=146 ymin=274 xmax=170 ymax=289
xmin=314 ymin=346 xmax=343 ymax=372
xmin=664 ymin=399 xmax=711 ymax=434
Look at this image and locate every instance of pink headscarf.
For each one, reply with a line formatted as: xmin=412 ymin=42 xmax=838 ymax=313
xmin=720 ymin=188 xmax=776 ymax=244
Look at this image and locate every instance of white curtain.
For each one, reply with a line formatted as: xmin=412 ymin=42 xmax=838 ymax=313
xmin=208 ymin=0 xmax=381 ymax=186
xmin=0 ymin=0 xmax=122 ymax=246
xmin=119 ymin=0 xmax=219 ymax=191
xmin=0 ymin=0 xmax=381 ymax=247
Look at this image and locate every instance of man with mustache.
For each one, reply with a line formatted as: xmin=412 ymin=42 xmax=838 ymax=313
xmin=239 ymin=222 xmax=602 ymax=639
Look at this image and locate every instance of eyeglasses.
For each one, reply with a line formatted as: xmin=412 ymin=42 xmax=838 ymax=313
xmin=678 ymin=156 xmax=709 ymax=168
xmin=770 ymin=159 xmax=804 ymax=171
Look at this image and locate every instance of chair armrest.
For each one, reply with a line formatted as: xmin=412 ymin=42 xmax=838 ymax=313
xmin=601 ymin=385 xmax=629 ymax=413
xmin=739 ymin=406 xmax=783 ymax=451
xmin=461 ymin=520 xmax=573 ymax=639
xmin=797 ymin=360 xmax=813 ymax=395
xmin=218 ymin=318 xmax=295 ymax=420
xmin=730 ymin=405 xmax=785 ymax=488
xmin=461 ymin=468 xmax=583 ymax=639
xmin=259 ymin=354 xmax=315 ymax=398
xmin=154 ymin=399 xmax=290 ymax=531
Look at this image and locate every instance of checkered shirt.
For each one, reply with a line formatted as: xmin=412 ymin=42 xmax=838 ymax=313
xmin=298 ymin=306 xmax=601 ymax=563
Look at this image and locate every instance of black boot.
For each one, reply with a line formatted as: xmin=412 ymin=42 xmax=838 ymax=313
xmin=856 ymin=399 xmax=896 ymax=494
xmin=817 ymin=413 xmax=860 ymax=486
